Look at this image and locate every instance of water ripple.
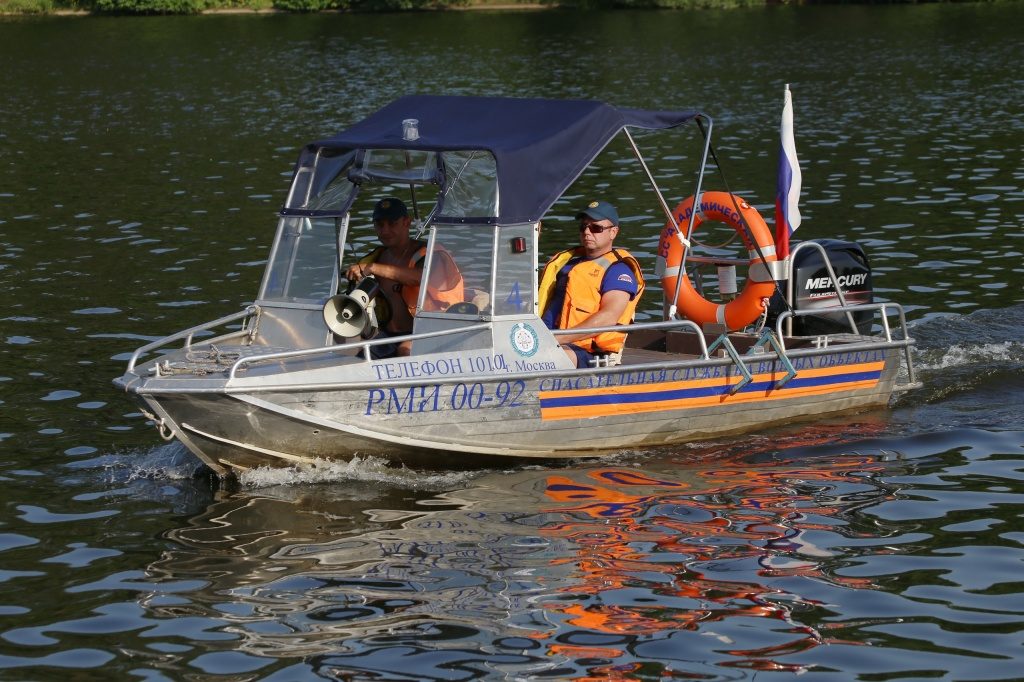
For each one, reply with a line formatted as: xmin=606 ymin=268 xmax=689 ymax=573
xmin=2 ymin=4 xmax=1024 ymax=679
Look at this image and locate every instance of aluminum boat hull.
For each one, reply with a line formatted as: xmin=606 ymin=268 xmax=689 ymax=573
xmin=118 ymin=339 xmax=905 ymax=477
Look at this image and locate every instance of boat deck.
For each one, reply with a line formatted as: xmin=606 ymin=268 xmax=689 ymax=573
xmin=619 ymin=347 xmax=697 ymax=365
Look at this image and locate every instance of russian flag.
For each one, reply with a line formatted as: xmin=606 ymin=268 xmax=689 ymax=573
xmin=775 ymin=83 xmax=802 ymax=261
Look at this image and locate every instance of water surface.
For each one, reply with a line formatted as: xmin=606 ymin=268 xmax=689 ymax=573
xmin=1 ymin=4 xmax=1023 ymax=679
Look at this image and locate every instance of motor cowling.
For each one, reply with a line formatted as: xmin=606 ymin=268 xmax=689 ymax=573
xmin=771 ymin=239 xmax=874 ymax=335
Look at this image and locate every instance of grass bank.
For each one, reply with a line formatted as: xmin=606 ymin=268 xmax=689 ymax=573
xmin=0 ymin=0 xmax=1006 ymax=15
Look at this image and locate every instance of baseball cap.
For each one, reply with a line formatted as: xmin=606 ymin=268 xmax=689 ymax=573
xmin=372 ymin=198 xmax=408 ymax=221
xmin=575 ymin=200 xmax=619 ymax=226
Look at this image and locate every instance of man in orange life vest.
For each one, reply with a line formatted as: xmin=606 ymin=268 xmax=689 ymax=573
xmin=346 ymin=197 xmax=463 ymax=358
xmin=539 ymin=200 xmax=645 ymax=368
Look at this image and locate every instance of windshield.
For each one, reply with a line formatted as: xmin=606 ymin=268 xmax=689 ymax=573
xmin=259 ymin=216 xmax=340 ymax=303
xmin=437 ymin=151 xmax=498 ymax=219
xmin=284 ymin=146 xmax=499 ymax=221
xmin=422 ymin=223 xmax=537 ymax=318
xmin=285 ymin=148 xmax=357 ymax=213
xmin=284 ymin=146 xmax=446 ymax=215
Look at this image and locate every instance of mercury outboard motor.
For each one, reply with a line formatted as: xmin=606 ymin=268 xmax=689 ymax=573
xmin=769 ymin=239 xmax=874 ymax=336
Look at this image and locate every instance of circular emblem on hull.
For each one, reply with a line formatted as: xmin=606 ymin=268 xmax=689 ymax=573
xmin=510 ymin=322 xmax=539 ymax=357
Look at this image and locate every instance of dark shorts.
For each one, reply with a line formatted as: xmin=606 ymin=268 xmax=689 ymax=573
xmin=365 ymin=329 xmax=405 ymax=360
xmin=564 ymin=344 xmax=597 ymax=368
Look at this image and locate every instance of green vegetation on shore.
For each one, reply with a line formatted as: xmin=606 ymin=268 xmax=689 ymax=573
xmin=0 ymin=0 xmax=1005 ymax=15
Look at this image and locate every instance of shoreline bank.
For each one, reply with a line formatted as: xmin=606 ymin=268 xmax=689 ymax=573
xmin=7 ymin=1 xmax=553 ymax=15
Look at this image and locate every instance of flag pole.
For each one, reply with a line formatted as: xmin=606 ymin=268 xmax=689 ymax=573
xmin=775 ymin=83 xmax=802 ymax=334
xmin=775 ymin=83 xmax=802 ymax=261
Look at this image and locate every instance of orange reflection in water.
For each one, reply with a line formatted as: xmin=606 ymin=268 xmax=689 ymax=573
xmin=536 ymin=437 xmax=890 ymax=677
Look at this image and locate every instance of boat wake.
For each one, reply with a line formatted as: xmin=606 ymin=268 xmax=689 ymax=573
xmin=913 ymin=304 xmax=1024 ymax=365
xmin=81 ymin=442 xmax=490 ymax=499
xmin=236 ymin=456 xmax=486 ymax=492
xmin=74 ymin=442 xmax=209 ymax=482
xmin=918 ymin=340 xmax=1024 ymax=370
xmin=897 ymin=303 xmax=1024 ymax=408
xmin=59 ymin=443 xmax=219 ymax=513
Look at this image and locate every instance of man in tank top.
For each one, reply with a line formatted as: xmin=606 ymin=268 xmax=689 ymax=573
xmin=346 ymin=198 xmax=463 ymax=358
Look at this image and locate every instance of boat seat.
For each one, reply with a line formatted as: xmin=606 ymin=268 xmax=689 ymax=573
xmin=467 ymin=288 xmax=490 ymax=313
xmin=618 ymin=347 xmax=698 ymax=365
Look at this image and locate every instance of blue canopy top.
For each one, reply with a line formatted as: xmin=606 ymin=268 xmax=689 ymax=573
xmin=312 ymin=95 xmax=700 ymax=223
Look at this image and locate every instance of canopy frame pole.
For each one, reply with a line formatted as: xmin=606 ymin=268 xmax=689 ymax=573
xmin=333 ymin=213 xmax=351 ymax=296
xmin=403 ymin=151 xmax=420 ymax=224
xmin=412 ymin=153 xmax=451 ymax=240
xmin=623 ymin=127 xmax=679 ymax=232
xmin=668 ymin=115 xmax=714 ymax=321
xmin=697 ymin=119 xmax=792 ymax=321
xmin=623 ymin=118 xmax=713 ymax=321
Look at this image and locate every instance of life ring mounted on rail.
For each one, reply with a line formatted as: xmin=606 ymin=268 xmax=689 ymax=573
xmin=657 ymin=191 xmax=778 ymax=330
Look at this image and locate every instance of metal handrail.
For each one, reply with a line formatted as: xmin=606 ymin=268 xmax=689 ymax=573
xmin=551 ymin=318 xmax=711 ymax=358
xmin=785 ymin=241 xmax=858 ymax=335
xmin=227 ymin=321 xmax=494 ymax=381
xmin=131 ymin=304 xmax=919 ymax=395
xmin=775 ymin=301 xmax=918 ymax=388
xmin=229 ymin=319 xmax=712 ymax=381
xmin=774 ymin=302 xmax=910 ymax=344
xmin=128 ymin=334 xmax=921 ymax=397
xmin=126 ymin=306 xmax=259 ymax=372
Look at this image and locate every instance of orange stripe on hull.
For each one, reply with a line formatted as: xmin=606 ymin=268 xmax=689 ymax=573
xmin=539 ymin=362 xmax=885 ymax=421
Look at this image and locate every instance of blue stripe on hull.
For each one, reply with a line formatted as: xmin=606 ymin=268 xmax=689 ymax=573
xmin=539 ymin=369 xmax=884 ymax=409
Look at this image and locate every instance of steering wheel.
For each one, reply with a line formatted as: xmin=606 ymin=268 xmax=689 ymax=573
xmin=446 ymin=302 xmax=479 ymax=315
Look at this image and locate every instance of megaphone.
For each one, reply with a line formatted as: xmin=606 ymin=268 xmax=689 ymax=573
xmin=323 ymin=276 xmax=382 ymax=339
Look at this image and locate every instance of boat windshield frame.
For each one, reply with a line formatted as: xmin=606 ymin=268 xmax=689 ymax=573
xmin=416 ymin=220 xmax=539 ymax=321
xmin=257 ymin=213 xmax=344 ymax=305
xmin=264 ymin=102 xmax=718 ymax=324
xmin=281 ymin=145 xmax=502 ymax=221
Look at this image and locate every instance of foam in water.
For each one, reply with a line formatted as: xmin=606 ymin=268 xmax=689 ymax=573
xmin=90 ymin=443 xmax=482 ymax=492
xmin=237 ymin=456 xmax=483 ymax=491
xmin=914 ymin=341 xmax=1024 ymax=372
xmin=907 ymin=304 xmax=1024 ymax=373
xmin=121 ymin=446 xmax=207 ymax=482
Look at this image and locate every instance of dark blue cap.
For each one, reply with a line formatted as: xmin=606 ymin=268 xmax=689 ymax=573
xmin=576 ymin=200 xmax=619 ymax=226
xmin=372 ymin=197 xmax=408 ymax=221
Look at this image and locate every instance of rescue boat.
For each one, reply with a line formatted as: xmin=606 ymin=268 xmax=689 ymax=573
xmin=112 ymin=95 xmax=920 ymax=478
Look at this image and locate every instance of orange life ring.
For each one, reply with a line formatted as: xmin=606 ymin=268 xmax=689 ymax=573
xmin=657 ymin=191 xmax=777 ymax=330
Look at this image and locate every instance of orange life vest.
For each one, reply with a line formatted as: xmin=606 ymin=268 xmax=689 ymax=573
xmin=538 ymin=247 xmax=645 ymax=354
xmin=360 ymin=242 xmax=464 ymax=315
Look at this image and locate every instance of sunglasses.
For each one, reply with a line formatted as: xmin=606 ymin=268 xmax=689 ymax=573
xmin=579 ymin=222 xmax=615 ymax=234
